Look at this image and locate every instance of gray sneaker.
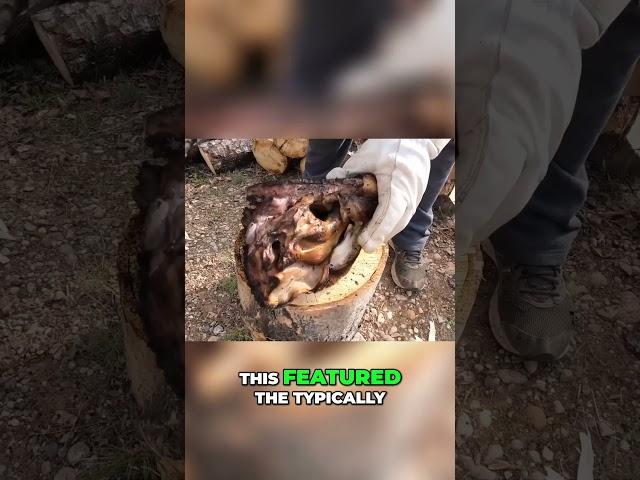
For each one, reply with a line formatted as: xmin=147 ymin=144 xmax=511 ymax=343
xmin=389 ymin=241 xmax=427 ymax=291
xmin=483 ymin=241 xmax=573 ymax=361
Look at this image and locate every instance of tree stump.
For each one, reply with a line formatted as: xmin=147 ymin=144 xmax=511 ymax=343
xmin=235 ymin=231 xmax=388 ymax=341
xmin=117 ymin=214 xmax=174 ymax=414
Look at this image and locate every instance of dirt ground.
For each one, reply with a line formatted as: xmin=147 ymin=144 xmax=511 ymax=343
xmin=456 ymin=171 xmax=640 ymax=479
xmin=0 ymin=57 xmax=183 ymax=479
xmin=185 ymin=157 xmax=455 ymax=342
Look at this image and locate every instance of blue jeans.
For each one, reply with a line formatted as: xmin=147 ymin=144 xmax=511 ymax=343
xmin=490 ymin=2 xmax=640 ymax=266
xmin=305 ymin=140 xmax=455 ymax=252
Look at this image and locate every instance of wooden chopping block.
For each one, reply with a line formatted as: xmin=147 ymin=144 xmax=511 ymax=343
xmin=234 ymin=230 xmax=388 ymax=341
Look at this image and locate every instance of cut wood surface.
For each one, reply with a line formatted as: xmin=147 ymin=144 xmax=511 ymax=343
xmin=235 ymin=230 xmax=388 ymax=341
xmin=198 ymin=138 xmax=254 ymax=173
xmin=32 ymin=0 xmax=163 ymax=84
xmin=253 ymin=138 xmax=308 ymax=174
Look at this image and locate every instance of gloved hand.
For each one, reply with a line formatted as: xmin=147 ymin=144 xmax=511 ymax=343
xmin=327 ymin=138 xmax=450 ymax=253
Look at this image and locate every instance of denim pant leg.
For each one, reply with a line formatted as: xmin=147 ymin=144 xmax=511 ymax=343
xmin=491 ymin=3 xmax=640 ymax=266
xmin=393 ymin=142 xmax=456 ymax=252
xmin=288 ymin=0 xmax=393 ymax=95
xmin=304 ymin=139 xmax=353 ymax=179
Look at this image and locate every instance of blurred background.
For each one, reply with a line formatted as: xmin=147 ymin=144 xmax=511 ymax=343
xmin=186 ymin=342 xmax=454 ymax=480
xmin=181 ymin=0 xmax=454 ymax=137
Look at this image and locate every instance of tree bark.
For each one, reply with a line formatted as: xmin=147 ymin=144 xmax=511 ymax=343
xmin=235 ymin=231 xmax=388 ymax=341
xmin=198 ymin=139 xmax=254 ymax=174
xmin=32 ymin=0 xmax=163 ymax=84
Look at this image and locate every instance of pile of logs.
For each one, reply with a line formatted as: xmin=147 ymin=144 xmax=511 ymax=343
xmin=188 ymin=137 xmax=309 ymax=175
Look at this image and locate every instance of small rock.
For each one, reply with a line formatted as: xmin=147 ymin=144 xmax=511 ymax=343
xmin=59 ymin=244 xmax=78 ymax=266
xmin=511 ymin=439 xmax=524 ymax=451
xmin=598 ymin=420 xmax=615 ymax=437
xmin=41 ymin=461 xmax=52 ymax=476
xmin=54 ymin=467 xmax=77 ymax=480
xmin=8 ymin=418 xmax=19 ymax=426
xmin=525 ymin=405 xmax=547 ymax=430
xmin=459 ymin=456 xmax=496 ymax=480
xmin=531 ymin=471 xmax=545 ymax=480
xmin=620 ymin=439 xmax=630 ymax=451
xmin=553 ymin=400 xmax=565 ymax=414
xmin=213 ymin=325 xmax=224 ymax=336
xmin=588 ymin=271 xmax=608 ymax=287
xmin=484 ymin=444 xmax=504 ymax=463
xmin=470 ymin=464 xmax=497 ymax=480
xmin=523 ymin=361 xmax=538 ymax=374
xmin=457 ymin=413 xmax=474 ymax=438
xmin=478 ymin=409 xmax=492 ymax=428
xmin=94 ymin=207 xmax=106 ymax=218
xmin=528 ymin=450 xmax=541 ymax=464
xmin=67 ymin=441 xmax=89 ymax=465
xmin=541 ymin=446 xmax=553 ymax=461
xmin=617 ymin=292 xmax=640 ymax=324
xmin=559 ymin=369 xmax=573 ymax=382
xmin=0 ymin=254 xmax=8 ymax=265
xmin=498 ymin=369 xmax=528 ymax=384
xmin=406 ymin=309 xmax=416 ymax=320
xmin=352 ymin=332 xmax=366 ymax=341
xmin=24 ymin=222 xmax=36 ymax=233
xmin=619 ymin=261 xmax=633 ymax=275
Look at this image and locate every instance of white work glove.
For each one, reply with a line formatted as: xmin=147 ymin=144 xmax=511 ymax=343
xmin=456 ymin=0 xmax=630 ymax=255
xmin=327 ymin=138 xmax=450 ymax=253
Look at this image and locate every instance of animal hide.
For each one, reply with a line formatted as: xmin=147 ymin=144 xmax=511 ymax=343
xmin=242 ymin=174 xmax=378 ymax=307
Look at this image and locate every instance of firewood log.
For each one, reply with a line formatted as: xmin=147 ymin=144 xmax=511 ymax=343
xmin=32 ymin=0 xmax=164 ymax=84
xmin=197 ymin=139 xmax=254 ymax=174
xmin=253 ymin=138 xmax=308 ymax=174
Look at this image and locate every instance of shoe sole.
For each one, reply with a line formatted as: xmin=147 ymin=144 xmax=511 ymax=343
xmin=482 ymin=240 xmax=570 ymax=361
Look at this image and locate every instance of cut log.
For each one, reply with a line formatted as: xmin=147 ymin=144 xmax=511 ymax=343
xmin=198 ymin=139 xmax=254 ymax=174
xmin=32 ymin=0 xmax=163 ymax=84
xmin=235 ymin=230 xmax=388 ymax=341
xmin=253 ymin=138 xmax=309 ymax=174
